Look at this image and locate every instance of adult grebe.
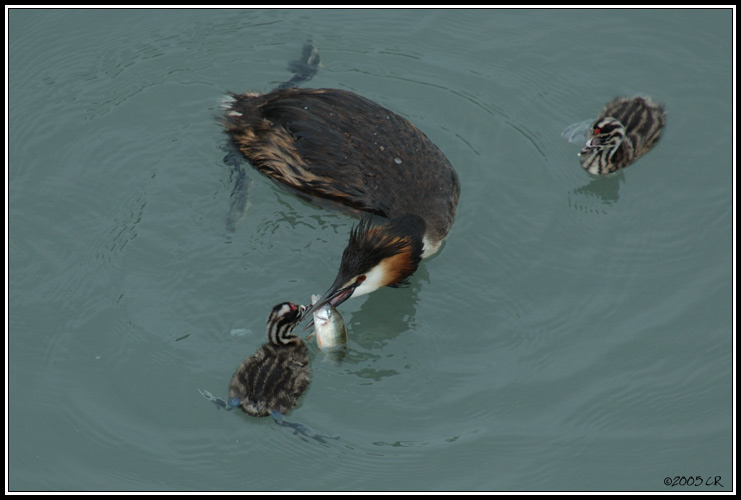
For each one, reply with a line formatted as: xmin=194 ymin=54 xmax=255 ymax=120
xmin=222 ymin=43 xmax=460 ymax=316
xmin=562 ymin=96 xmax=666 ymax=175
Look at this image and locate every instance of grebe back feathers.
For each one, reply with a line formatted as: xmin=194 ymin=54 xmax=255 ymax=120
xmin=223 ymin=87 xmax=459 ymax=250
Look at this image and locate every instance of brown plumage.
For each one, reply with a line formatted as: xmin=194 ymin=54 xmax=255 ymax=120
xmin=221 ymin=43 xmax=460 ymax=318
xmin=579 ymin=96 xmax=666 ymax=175
xmin=228 ymin=302 xmax=310 ymax=417
xmin=222 ymin=87 xmax=459 ymax=247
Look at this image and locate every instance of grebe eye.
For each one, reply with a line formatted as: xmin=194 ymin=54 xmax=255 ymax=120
xmin=357 ymin=275 xmax=366 ymax=283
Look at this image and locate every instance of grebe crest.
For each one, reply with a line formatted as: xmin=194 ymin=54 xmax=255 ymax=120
xmin=303 ymin=214 xmax=424 ymax=318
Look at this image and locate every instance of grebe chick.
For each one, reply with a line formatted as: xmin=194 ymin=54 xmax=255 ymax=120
xmin=563 ymin=96 xmax=666 ymax=175
xmin=222 ymin=43 xmax=460 ymax=316
xmin=228 ymin=302 xmax=310 ymax=417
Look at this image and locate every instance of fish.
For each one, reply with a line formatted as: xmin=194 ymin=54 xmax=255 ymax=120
xmin=310 ymin=294 xmax=348 ymax=351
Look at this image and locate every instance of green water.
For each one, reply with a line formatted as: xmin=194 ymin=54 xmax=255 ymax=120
xmin=7 ymin=8 xmax=733 ymax=492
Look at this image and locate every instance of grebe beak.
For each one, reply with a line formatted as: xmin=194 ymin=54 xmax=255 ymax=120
xmin=300 ymin=279 xmax=360 ymax=329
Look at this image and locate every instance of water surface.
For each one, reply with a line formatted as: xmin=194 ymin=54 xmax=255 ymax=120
xmin=7 ymin=8 xmax=733 ymax=492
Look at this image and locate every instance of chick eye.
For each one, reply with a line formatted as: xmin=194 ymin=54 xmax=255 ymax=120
xmin=594 ymin=127 xmax=601 ymax=135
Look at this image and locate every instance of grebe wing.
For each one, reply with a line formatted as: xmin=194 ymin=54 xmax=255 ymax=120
xmin=256 ymin=88 xmax=458 ymax=217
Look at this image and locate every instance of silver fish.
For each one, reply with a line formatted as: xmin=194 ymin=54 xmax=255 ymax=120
xmin=310 ymin=294 xmax=348 ymax=350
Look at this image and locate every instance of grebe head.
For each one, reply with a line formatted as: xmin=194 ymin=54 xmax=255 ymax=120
xmin=267 ymin=302 xmax=307 ymax=345
xmin=579 ymin=117 xmax=626 ymax=174
xmin=302 ymin=214 xmax=425 ymax=320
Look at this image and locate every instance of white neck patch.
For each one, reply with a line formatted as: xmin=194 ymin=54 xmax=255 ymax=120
xmin=421 ymin=234 xmax=441 ymax=259
xmin=351 ymin=263 xmax=388 ymax=298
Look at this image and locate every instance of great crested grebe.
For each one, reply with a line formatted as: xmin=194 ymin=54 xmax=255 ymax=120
xmin=228 ymin=302 xmax=310 ymax=417
xmin=562 ymin=96 xmax=666 ymax=175
xmin=222 ymin=42 xmax=460 ymax=317
xmin=199 ymin=302 xmax=338 ymax=441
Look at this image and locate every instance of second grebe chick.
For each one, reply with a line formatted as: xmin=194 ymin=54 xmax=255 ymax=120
xmin=222 ymin=43 xmax=460 ymax=317
xmin=228 ymin=302 xmax=310 ymax=417
xmin=563 ymin=96 xmax=666 ymax=175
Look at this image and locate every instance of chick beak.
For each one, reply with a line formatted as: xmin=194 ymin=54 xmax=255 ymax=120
xmin=579 ymin=136 xmax=595 ymax=154
xmin=300 ymin=280 xmax=359 ymax=330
